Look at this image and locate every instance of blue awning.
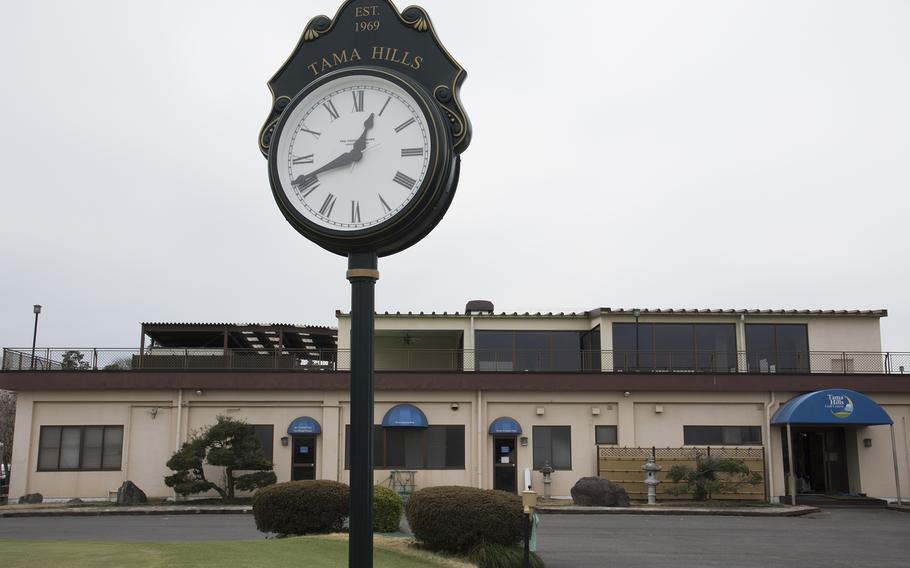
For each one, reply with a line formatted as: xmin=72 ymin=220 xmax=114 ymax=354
xmin=287 ymin=416 xmax=322 ymax=435
xmin=381 ymin=404 xmax=428 ymax=428
xmin=489 ymin=417 xmax=523 ymax=435
xmin=771 ymin=389 xmax=893 ymax=426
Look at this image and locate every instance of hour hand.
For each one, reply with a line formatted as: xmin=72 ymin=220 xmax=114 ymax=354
xmin=304 ymin=151 xmax=357 ymax=178
xmin=352 ymin=113 xmax=375 ymax=154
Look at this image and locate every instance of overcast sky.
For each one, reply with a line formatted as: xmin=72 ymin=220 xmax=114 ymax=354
xmin=1 ymin=0 xmax=908 ymax=350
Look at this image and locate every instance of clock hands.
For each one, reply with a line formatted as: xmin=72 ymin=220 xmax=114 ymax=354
xmin=292 ymin=113 xmax=375 ymax=190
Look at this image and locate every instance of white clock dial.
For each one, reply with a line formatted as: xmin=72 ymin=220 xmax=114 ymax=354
xmin=275 ymin=74 xmax=433 ymax=231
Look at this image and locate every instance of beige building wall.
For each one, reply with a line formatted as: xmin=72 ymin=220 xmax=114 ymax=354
xmin=8 ymin=387 xmax=910 ymax=503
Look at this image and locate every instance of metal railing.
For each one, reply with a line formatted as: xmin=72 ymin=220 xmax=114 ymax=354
xmin=2 ymin=348 xmax=909 ymax=374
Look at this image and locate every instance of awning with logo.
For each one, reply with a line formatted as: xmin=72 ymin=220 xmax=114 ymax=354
xmin=771 ymin=389 xmax=902 ymax=507
xmin=381 ymin=404 xmax=428 ymax=428
xmin=489 ymin=417 xmax=523 ymax=435
xmin=771 ymin=389 xmax=893 ymax=425
xmin=287 ymin=416 xmax=322 ymax=435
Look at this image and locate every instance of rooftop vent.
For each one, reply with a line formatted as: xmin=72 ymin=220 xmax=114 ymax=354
xmin=465 ymin=300 xmax=494 ymax=315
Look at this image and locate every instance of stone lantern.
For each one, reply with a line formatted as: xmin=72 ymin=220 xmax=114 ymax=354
xmin=641 ymin=450 xmax=662 ymax=505
xmin=540 ymin=460 xmax=554 ymax=499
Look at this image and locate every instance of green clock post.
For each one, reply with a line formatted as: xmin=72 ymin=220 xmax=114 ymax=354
xmin=261 ymin=2 xmax=470 ymax=565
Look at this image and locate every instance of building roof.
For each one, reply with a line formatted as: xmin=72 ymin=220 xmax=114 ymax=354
xmin=141 ymin=322 xmax=337 ymax=350
xmin=336 ymin=308 xmax=888 ymax=318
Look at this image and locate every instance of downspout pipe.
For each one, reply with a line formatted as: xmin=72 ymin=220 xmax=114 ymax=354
xmin=765 ymin=391 xmax=776 ymax=502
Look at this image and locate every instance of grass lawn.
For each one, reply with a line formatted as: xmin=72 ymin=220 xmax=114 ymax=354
xmin=0 ymin=535 xmax=473 ymax=568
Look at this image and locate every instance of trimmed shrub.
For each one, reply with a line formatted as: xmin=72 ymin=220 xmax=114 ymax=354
xmin=469 ymin=543 xmax=546 ymax=568
xmin=373 ymin=485 xmax=403 ymax=532
xmin=405 ymin=486 xmax=523 ymax=553
xmin=252 ymin=480 xmax=349 ymax=534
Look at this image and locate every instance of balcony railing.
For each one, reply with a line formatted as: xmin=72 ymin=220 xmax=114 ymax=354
xmin=3 ymin=347 xmax=910 ymax=374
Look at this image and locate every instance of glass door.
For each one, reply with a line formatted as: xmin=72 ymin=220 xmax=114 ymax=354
xmin=493 ymin=437 xmax=517 ymax=493
xmin=292 ymin=435 xmax=317 ymax=481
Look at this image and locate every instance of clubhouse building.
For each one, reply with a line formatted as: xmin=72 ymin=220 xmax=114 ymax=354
xmin=2 ymin=301 xmax=908 ymax=504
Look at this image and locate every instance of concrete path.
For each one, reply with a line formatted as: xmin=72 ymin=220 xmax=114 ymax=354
xmin=535 ymin=508 xmax=910 ymax=568
xmin=0 ymin=514 xmax=262 ymax=541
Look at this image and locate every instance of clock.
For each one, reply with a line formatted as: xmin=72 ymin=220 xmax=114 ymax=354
xmin=268 ymin=66 xmax=458 ymax=256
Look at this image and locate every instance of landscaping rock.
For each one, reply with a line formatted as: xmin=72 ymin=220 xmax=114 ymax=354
xmin=116 ymin=481 xmax=148 ymax=505
xmin=571 ymin=477 xmax=630 ymax=507
xmin=18 ymin=493 xmax=43 ymax=504
xmin=67 ymin=498 xmax=84 ymax=505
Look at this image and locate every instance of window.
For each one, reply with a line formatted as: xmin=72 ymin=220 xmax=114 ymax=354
xmin=250 ymin=425 xmax=275 ymax=461
xmin=37 ymin=426 xmax=123 ymax=471
xmin=683 ymin=426 xmax=762 ymax=445
xmin=345 ymin=425 xmax=465 ymax=469
xmin=612 ymin=323 xmax=737 ymax=372
xmin=475 ymin=330 xmax=599 ymax=372
xmin=532 ymin=426 xmax=571 ymax=470
xmin=745 ymin=324 xmax=809 ymax=373
xmin=594 ymin=425 xmax=618 ymax=445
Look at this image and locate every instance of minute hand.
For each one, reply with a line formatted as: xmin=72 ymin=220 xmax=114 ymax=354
xmin=303 ymin=150 xmax=358 ymax=179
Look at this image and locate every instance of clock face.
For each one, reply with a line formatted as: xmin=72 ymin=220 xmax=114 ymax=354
xmin=274 ymin=73 xmax=433 ymax=232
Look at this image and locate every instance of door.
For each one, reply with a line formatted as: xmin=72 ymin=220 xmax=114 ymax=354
xmin=493 ymin=437 xmax=517 ymax=493
xmin=793 ymin=428 xmax=849 ymax=494
xmin=291 ymin=435 xmax=317 ymax=481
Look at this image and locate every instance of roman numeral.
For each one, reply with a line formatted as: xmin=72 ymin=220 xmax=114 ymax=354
xmin=401 ymin=147 xmax=423 ymax=157
xmin=351 ymin=200 xmax=361 ymax=223
xmin=352 ymin=90 xmax=364 ymax=113
xmin=292 ymin=154 xmax=314 ymax=165
xmin=323 ymin=100 xmax=339 ymax=120
xmin=292 ymin=175 xmax=319 ymax=198
xmin=300 ymin=126 xmax=321 ymax=139
xmin=378 ymin=96 xmax=391 ymax=117
xmin=378 ymin=194 xmax=392 ymax=213
xmin=319 ymin=193 xmax=337 ymax=217
xmin=393 ymin=171 xmax=417 ymax=190
xmin=394 ymin=118 xmax=415 ymax=133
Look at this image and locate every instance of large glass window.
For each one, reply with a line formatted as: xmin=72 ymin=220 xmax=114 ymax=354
xmin=250 ymin=425 xmax=275 ymax=461
xmin=683 ymin=425 xmax=762 ymax=445
xmin=37 ymin=426 xmax=123 ymax=471
xmin=475 ymin=330 xmax=599 ymax=372
xmin=532 ymin=426 xmax=572 ymax=470
xmin=345 ymin=425 xmax=465 ymax=469
xmin=745 ymin=324 xmax=809 ymax=373
xmin=612 ymin=323 xmax=737 ymax=372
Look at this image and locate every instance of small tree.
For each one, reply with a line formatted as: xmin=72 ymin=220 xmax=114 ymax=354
xmin=165 ymin=416 xmax=277 ymax=499
xmin=666 ymin=453 xmax=762 ymax=501
xmin=61 ymin=350 xmax=91 ymax=370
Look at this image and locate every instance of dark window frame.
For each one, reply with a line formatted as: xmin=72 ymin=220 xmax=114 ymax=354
xmin=682 ymin=425 xmax=763 ymax=446
xmin=249 ymin=424 xmax=275 ymax=462
xmin=37 ymin=425 xmax=124 ymax=472
xmin=611 ymin=322 xmax=738 ymax=372
xmin=594 ymin=425 xmax=618 ymax=445
xmin=344 ymin=424 xmax=465 ymax=470
xmin=532 ymin=425 xmax=572 ymax=470
xmin=745 ymin=323 xmax=810 ymax=373
xmin=475 ymin=330 xmax=600 ymax=372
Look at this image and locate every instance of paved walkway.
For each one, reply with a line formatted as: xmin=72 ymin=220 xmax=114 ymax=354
xmin=535 ymin=508 xmax=910 ymax=568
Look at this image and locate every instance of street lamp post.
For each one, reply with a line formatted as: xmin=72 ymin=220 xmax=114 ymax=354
xmin=633 ymin=308 xmax=641 ymax=371
xmin=30 ymin=305 xmax=41 ymax=370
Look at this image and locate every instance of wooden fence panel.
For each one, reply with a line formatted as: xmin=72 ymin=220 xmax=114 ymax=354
xmin=597 ymin=446 xmax=766 ymax=501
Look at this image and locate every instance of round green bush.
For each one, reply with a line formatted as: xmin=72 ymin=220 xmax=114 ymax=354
xmin=405 ymin=486 xmax=523 ymax=553
xmin=252 ymin=480 xmax=349 ymax=535
xmin=373 ymin=485 xmax=403 ymax=533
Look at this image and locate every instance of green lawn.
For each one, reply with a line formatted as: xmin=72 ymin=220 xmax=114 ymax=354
xmin=0 ymin=536 xmax=471 ymax=568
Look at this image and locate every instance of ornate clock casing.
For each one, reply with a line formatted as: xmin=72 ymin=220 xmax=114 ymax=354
xmin=262 ymin=0 xmax=470 ymax=257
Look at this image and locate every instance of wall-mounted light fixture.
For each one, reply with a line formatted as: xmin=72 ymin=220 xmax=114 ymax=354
xmin=281 ymin=436 xmax=289 ymax=447
xmin=654 ymin=405 xmax=664 ymax=414
xmin=535 ymin=406 xmax=545 ymax=416
xmin=194 ymin=389 xmax=204 ymax=396
xmin=450 ymin=402 xmax=459 ymax=411
xmin=520 ymin=436 xmax=529 ymax=447
xmin=863 ymin=438 xmax=873 ymax=448
xmin=623 ymin=391 xmax=631 ymax=398
xmin=150 ymin=407 xmax=159 ymax=419
xmin=591 ymin=407 xmax=601 ymax=416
